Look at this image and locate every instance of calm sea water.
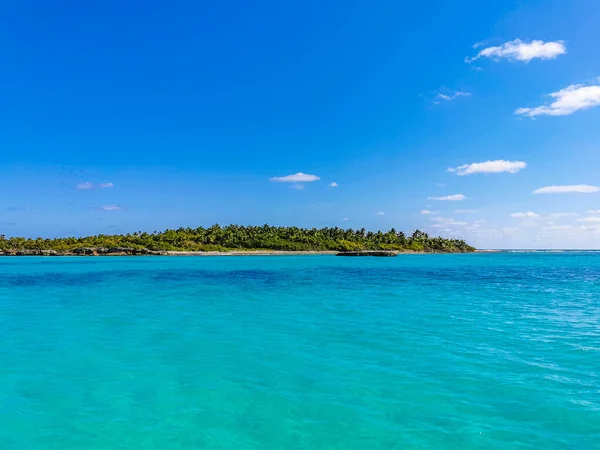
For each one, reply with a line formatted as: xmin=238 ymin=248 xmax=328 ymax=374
xmin=1 ymin=254 xmax=599 ymax=449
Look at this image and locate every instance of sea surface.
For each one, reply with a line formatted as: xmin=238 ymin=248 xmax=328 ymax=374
xmin=1 ymin=254 xmax=599 ymax=449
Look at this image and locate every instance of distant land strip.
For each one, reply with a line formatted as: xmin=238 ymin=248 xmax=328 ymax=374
xmin=0 ymin=225 xmax=476 ymax=255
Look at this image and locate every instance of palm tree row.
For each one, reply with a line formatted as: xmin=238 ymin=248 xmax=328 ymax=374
xmin=0 ymin=225 xmax=475 ymax=253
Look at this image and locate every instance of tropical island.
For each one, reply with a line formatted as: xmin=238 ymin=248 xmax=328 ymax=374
xmin=0 ymin=225 xmax=475 ymax=255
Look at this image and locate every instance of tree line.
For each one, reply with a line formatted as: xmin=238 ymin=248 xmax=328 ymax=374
xmin=0 ymin=225 xmax=475 ymax=253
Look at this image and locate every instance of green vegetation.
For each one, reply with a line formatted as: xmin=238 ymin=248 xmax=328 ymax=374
xmin=0 ymin=225 xmax=475 ymax=253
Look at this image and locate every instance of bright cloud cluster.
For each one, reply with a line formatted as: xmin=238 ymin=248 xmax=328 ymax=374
xmin=466 ymin=39 xmax=566 ymax=63
xmin=516 ymin=82 xmax=600 ymax=117
xmin=270 ymin=172 xmax=320 ymax=183
xmin=448 ymin=160 xmax=526 ymax=176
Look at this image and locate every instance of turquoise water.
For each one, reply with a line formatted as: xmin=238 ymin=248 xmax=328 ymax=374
xmin=1 ymin=254 xmax=599 ymax=449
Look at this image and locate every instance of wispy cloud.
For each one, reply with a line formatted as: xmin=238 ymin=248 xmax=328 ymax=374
xmin=421 ymin=210 xmax=439 ymax=215
xmin=430 ymin=217 xmax=467 ymax=227
xmin=100 ymin=205 xmax=124 ymax=211
xmin=466 ymin=39 xmax=566 ymax=63
xmin=435 ymin=91 xmax=471 ymax=102
xmin=435 ymin=182 xmax=446 ymax=187
xmin=515 ymin=81 xmax=600 ymax=117
xmin=454 ymin=209 xmax=476 ymax=213
xmin=448 ymin=160 xmax=526 ymax=175
xmin=547 ymin=212 xmax=580 ymax=218
xmin=472 ymin=41 xmax=487 ymax=49
xmin=375 ymin=211 xmax=385 ymax=216
xmin=543 ymin=225 xmax=580 ymax=231
xmin=77 ymin=182 xmax=114 ymax=190
xmin=5 ymin=206 xmax=26 ymax=212
xmin=328 ymin=182 xmax=338 ymax=187
xmin=587 ymin=210 xmax=600 ymax=214
xmin=428 ymin=194 xmax=466 ymax=201
xmin=342 ymin=217 xmax=349 ymax=221
xmin=578 ymin=217 xmax=600 ymax=223
xmin=270 ymin=172 xmax=320 ymax=183
xmin=289 ymin=184 xmax=305 ymax=190
xmin=510 ymin=212 xmax=539 ymax=218
xmin=533 ymin=185 xmax=600 ymax=194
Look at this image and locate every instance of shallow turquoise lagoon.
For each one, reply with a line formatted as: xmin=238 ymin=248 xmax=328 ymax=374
xmin=0 ymin=254 xmax=598 ymax=449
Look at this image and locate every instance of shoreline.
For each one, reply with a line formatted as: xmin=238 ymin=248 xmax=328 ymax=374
xmin=0 ymin=249 xmax=474 ymax=257
xmin=165 ymin=250 xmax=340 ymax=256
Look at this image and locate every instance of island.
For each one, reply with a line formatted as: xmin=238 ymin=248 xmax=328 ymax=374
xmin=0 ymin=225 xmax=476 ymax=255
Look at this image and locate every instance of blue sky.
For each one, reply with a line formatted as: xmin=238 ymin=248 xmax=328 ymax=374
xmin=2 ymin=0 xmax=600 ymax=248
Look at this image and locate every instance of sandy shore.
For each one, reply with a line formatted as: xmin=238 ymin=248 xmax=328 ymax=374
xmin=1 ymin=249 xmax=474 ymax=257
xmin=165 ymin=250 xmax=339 ymax=256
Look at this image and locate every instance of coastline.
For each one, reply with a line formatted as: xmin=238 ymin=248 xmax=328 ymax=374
xmin=3 ymin=249 xmax=594 ymax=256
xmin=0 ymin=249 xmax=473 ymax=257
xmin=165 ymin=250 xmax=339 ymax=256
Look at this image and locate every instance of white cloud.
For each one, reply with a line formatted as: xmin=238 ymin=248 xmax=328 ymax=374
xmin=342 ymin=217 xmax=349 ymax=221
xmin=77 ymin=182 xmax=114 ymax=190
xmin=328 ymin=182 xmax=338 ymax=187
xmin=516 ymin=82 xmax=600 ymax=117
xmin=375 ymin=211 xmax=385 ymax=215
xmin=435 ymin=182 xmax=446 ymax=187
xmin=547 ymin=212 xmax=580 ymax=218
xmin=270 ymin=172 xmax=320 ymax=183
xmin=472 ymin=41 xmax=487 ymax=49
xmin=454 ymin=209 xmax=476 ymax=213
xmin=578 ymin=217 xmax=600 ymax=223
xmin=289 ymin=184 xmax=305 ymax=190
xmin=436 ymin=91 xmax=471 ymax=102
xmin=510 ymin=212 xmax=539 ymax=218
xmin=421 ymin=210 xmax=439 ymax=215
xmin=101 ymin=205 xmax=123 ymax=211
xmin=587 ymin=210 xmax=600 ymax=214
xmin=431 ymin=217 xmax=467 ymax=226
xmin=429 ymin=194 xmax=466 ymax=201
xmin=543 ymin=225 xmax=579 ymax=231
xmin=448 ymin=160 xmax=526 ymax=176
xmin=533 ymin=185 xmax=600 ymax=194
xmin=466 ymin=39 xmax=566 ymax=63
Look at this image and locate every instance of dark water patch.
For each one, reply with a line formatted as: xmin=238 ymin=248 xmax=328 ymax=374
xmin=0 ymin=269 xmax=152 ymax=288
xmin=152 ymin=269 xmax=292 ymax=287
